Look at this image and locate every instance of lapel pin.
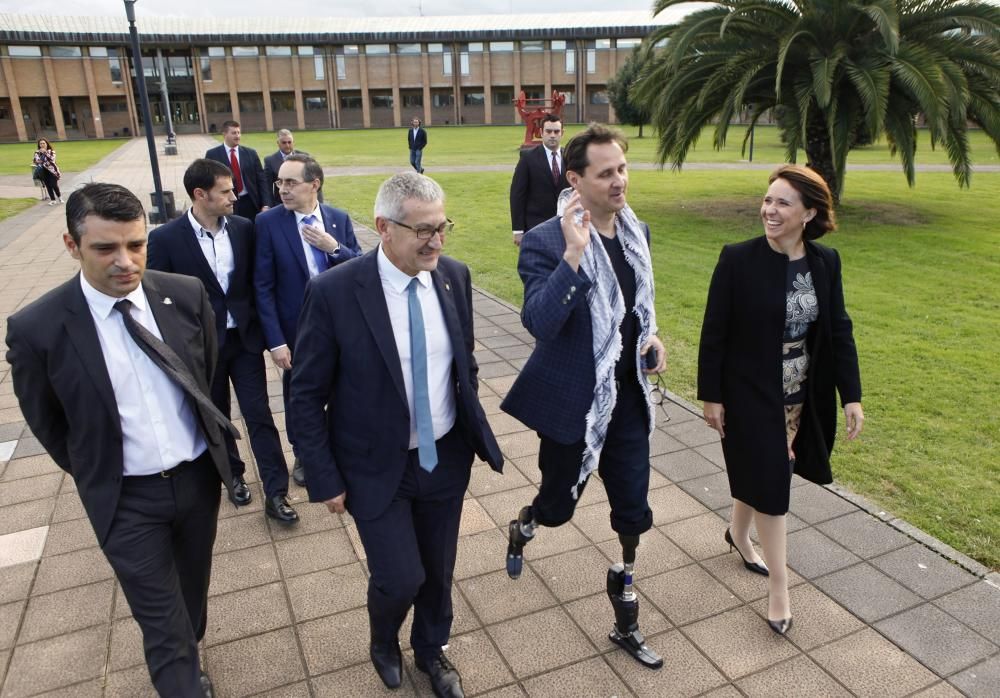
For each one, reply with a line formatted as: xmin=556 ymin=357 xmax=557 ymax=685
xmin=445 ymin=282 xmax=451 ymax=291
xmin=163 ymin=297 xmax=173 ymax=305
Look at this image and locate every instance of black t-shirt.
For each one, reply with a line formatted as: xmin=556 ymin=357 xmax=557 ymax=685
xmin=600 ymin=233 xmax=639 ymax=383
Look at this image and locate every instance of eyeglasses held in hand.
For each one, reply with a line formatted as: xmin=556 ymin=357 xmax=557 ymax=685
xmin=388 ymin=218 xmax=454 ymax=239
xmin=646 ymin=373 xmax=672 ymax=423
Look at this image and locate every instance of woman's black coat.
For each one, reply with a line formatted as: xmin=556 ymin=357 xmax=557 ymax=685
xmin=697 ymin=236 xmax=861 ymax=506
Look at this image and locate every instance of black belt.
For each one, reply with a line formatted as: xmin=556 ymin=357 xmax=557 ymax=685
xmin=126 ymin=450 xmax=209 ymax=480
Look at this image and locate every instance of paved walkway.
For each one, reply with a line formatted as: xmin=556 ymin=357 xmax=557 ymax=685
xmin=0 ymin=136 xmax=997 ymax=698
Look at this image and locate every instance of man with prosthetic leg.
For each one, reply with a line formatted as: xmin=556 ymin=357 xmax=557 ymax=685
xmin=502 ymin=124 xmax=666 ymax=669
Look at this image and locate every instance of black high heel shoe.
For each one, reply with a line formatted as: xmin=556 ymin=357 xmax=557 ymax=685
xmin=724 ymin=529 xmax=769 ymax=576
xmin=768 ymin=617 xmax=793 ymax=635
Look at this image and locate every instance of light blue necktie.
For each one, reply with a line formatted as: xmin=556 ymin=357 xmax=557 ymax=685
xmin=301 ymin=215 xmax=327 ymax=276
xmin=408 ymin=278 xmax=438 ymax=472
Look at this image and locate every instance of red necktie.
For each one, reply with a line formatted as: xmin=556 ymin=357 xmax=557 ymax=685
xmin=551 ymin=151 xmax=560 ymax=186
xmin=229 ymin=148 xmax=244 ymax=195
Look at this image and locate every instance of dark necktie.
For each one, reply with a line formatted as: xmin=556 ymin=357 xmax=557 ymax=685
xmin=302 ymin=215 xmax=328 ymax=275
xmin=407 ymin=278 xmax=437 ymax=472
xmin=551 ymin=151 xmax=560 ymax=186
xmin=229 ymin=148 xmax=244 ymax=194
xmin=113 ymin=299 xmax=240 ymax=440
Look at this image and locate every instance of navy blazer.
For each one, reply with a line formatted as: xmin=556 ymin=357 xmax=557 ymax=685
xmin=147 ymin=212 xmax=263 ymax=354
xmin=502 ymin=216 xmax=650 ymax=444
xmin=408 ymin=127 xmax=428 ymax=150
xmin=205 ymin=144 xmax=272 ymax=210
xmin=254 ymin=203 xmax=361 ymax=351
xmin=509 ymin=145 xmax=568 ymax=233
xmin=289 ymin=250 xmax=503 ymax=520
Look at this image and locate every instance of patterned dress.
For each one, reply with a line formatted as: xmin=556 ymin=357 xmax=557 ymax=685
xmin=782 ymin=256 xmax=818 ymax=455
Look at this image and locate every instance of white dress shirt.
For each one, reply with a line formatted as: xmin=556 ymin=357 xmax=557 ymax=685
xmin=187 ymin=209 xmax=236 ymax=329
xmin=80 ymin=275 xmax=206 ymax=476
xmin=295 ymin=206 xmax=339 ymax=278
xmin=546 ymin=146 xmax=562 ymax=175
xmin=377 ymin=244 xmax=456 ymax=448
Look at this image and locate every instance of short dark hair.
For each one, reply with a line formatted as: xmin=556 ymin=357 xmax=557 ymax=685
xmin=768 ymin=165 xmax=837 ymax=240
xmin=542 ymin=114 xmax=562 ymax=127
xmin=183 ymin=158 xmax=233 ymax=198
xmin=283 ymin=153 xmax=324 ymax=188
xmin=66 ymin=183 xmax=145 ymax=245
xmin=221 ymin=120 xmax=240 ymax=132
xmin=563 ymin=123 xmax=628 ymax=176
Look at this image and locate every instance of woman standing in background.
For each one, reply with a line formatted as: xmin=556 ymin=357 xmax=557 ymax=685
xmin=33 ymin=139 xmax=63 ymax=205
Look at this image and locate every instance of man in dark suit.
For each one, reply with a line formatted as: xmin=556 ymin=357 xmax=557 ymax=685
xmin=407 ymin=117 xmax=428 ymax=173
xmin=290 ymin=172 xmax=503 ymax=698
xmin=205 ymin=119 xmax=271 ymax=221
xmin=148 ymin=158 xmax=298 ymax=523
xmin=501 ymin=125 xmax=667 ymax=669
xmin=509 ymin=114 xmax=568 ymax=247
xmin=6 ymin=183 xmax=234 ymax=697
xmin=255 ymin=153 xmax=361 ymax=487
xmin=263 ymin=129 xmax=323 ymax=203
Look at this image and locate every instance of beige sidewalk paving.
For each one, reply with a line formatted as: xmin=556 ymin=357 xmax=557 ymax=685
xmin=0 ymin=136 xmax=997 ymax=697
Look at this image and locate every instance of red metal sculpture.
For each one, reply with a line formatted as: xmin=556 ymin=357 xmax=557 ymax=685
xmin=515 ymin=90 xmax=566 ymax=147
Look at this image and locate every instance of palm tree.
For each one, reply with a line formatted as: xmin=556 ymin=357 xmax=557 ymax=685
xmin=634 ymin=0 xmax=1000 ymax=202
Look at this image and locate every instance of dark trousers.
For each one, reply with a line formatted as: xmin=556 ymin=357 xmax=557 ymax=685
xmin=533 ymin=380 xmax=653 ymax=536
xmin=233 ymin=195 xmax=258 ymax=221
xmin=212 ymin=330 xmax=289 ymax=497
xmin=281 ymin=365 xmax=297 ymax=458
xmin=100 ymin=452 xmax=221 ymax=697
xmin=353 ymin=428 xmax=473 ymax=662
xmin=41 ymin=169 xmax=61 ymax=200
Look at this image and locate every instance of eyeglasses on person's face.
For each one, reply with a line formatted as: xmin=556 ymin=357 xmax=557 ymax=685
xmin=388 ymin=218 xmax=454 ymax=240
xmin=273 ymin=178 xmax=310 ymax=192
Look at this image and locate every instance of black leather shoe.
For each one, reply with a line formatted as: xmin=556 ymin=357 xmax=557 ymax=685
xmin=370 ymin=641 xmax=402 ymax=689
xmin=506 ymin=506 xmax=534 ymax=580
xmin=265 ymin=495 xmax=299 ymax=523
xmin=768 ymin=617 xmax=793 ymax=636
xmin=725 ymin=528 xmax=768 ymax=576
xmin=292 ymin=459 xmax=306 ymax=487
xmin=416 ymin=652 xmax=464 ymax=698
xmin=199 ymin=671 xmax=214 ymax=698
xmin=229 ymin=475 xmax=251 ymax=506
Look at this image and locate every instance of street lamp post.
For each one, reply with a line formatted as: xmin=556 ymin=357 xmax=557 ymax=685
xmin=123 ymin=0 xmax=166 ymax=223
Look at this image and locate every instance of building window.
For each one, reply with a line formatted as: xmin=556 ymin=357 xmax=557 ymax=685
xmin=98 ymin=99 xmax=128 ymax=113
xmin=108 ymin=48 xmax=122 ymax=82
xmin=565 ymin=50 xmax=576 ymax=73
xmin=208 ymin=47 xmax=225 ymax=57
xmin=232 ymin=46 xmax=259 ymax=57
xmin=304 ymin=94 xmax=327 ymax=111
xmin=523 ymin=88 xmax=544 ymax=101
xmin=596 ymin=39 xmax=612 ymax=50
xmin=443 ymin=52 xmax=452 ymax=76
xmin=167 ymin=55 xmax=192 ymax=78
xmin=266 ymin=46 xmax=293 ymax=56
xmin=0 ymin=105 xmax=10 ymax=119
xmin=617 ymin=38 xmax=641 ymax=49
xmin=557 ymin=88 xmax=575 ymax=104
xmin=589 ymin=89 xmax=609 ymax=105
xmin=586 ymin=50 xmax=596 ymax=73
xmin=343 ymin=45 xmax=359 ymax=55
xmin=271 ymin=93 xmax=295 ymax=112
xmin=8 ymin=45 xmax=42 ymax=57
xmin=492 ymin=90 xmax=513 ymax=106
xmin=465 ymin=42 xmax=483 ymax=53
xmin=521 ymin=40 xmax=544 ymax=52
xmin=402 ymin=93 xmax=423 ymax=108
xmin=314 ymin=55 xmax=324 ymax=80
xmin=463 ymin=92 xmax=484 ymax=106
xmin=431 ymin=93 xmax=454 ymax=108
xmin=371 ymin=93 xmax=393 ymax=109
xmin=340 ymin=94 xmax=363 ymax=109
xmin=88 ymin=46 xmax=108 ymax=58
xmin=397 ymin=43 xmax=421 ymax=55
xmin=427 ymin=43 xmax=443 ymax=53
xmin=199 ymin=48 xmax=212 ymax=81
xmin=238 ymin=93 xmax=265 ymax=112
xmin=489 ymin=41 xmax=513 ymax=52
xmin=204 ymin=95 xmax=232 ymax=112
xmin=459 ymin=53 xmax=470 ymax=75
xmin=366 ymin=44 xmax=390 ymax=55
xmin=299 ymin=46 xmax=315 ymax=56
xmin=335 ymin=55 xmax=346 ymax=79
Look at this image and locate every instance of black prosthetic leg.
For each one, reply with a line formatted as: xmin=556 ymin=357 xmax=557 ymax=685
xmin=506 ymin=506 xmax=535 ymax=579
xmin=606 ymin=533 xmax=663 ymax=669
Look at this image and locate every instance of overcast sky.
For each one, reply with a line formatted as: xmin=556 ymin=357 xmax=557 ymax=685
xmin=5 ymin=0 xmax=662 ymax=18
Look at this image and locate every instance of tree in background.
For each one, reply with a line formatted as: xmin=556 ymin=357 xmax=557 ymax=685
xmin=634 ymin=0 xmax=1000 ymax=202
xmin=608 ymin=47 xmax=652 ymax=138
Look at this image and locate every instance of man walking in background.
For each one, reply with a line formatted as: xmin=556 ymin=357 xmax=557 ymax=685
xmin=408 ymin=117 xmax=428 ymax=173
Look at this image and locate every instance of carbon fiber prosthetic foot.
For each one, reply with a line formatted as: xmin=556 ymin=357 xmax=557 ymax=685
xmin=606 ymin=533 xmax=663 ymax=669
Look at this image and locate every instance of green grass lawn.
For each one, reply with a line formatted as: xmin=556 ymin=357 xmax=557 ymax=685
xmin=0 ymin=139 xmax=128 ymax=176
xmin=0 ymin=198 xmax=38 ymax=221
xmin=329 ymin=168 xmax=1000 ymax=570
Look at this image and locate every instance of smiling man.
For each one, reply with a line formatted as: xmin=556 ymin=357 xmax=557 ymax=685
xmin=6 ymin=183 xmax=234 ymax=697
xmin=289 ymin=172 xmax=503 ymax=698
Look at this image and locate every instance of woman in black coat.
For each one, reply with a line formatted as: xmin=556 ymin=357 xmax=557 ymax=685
xmin=698 ymin=165 xmax=864 ymax=635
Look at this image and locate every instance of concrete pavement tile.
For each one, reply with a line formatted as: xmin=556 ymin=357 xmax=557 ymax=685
xmin=532 ymin=546 xmax=615 ymax=602
xmin=571 ymin=501 xmax=616 ymax=543
xmin=485 ymin=413 xmax=531 ymax=439
xmin=31 ymin=679 xmax=105 ymax=697
xmin=748 ymin=582 xmax=863 ymax=651
xmin=0 ymin=407 xmax=25 ymax=424
xmin=482 ymin=374 xmax=517 ymax=396
xmin=813 ymin=563 xmax=923 ymax=622
xmin=935 ymin=580 xmax=1000 ymax=646
xmin=213 ymin=509 xmax=272 ymax=553
xmin=104 ymin=665 xmax=160 ymax=697
xmin=522 ymin=656 xmax=628 ymax=697
xmin=19 ymin=579 xmax=114 ymax=644
xmin=450 ymin=584 xmax=481 ymax=637
xmin=677 ymin=471 xmax=734 ymax=511
xmin=564 ymin=589 xmax=671 ymax=649
xmin=700 ymin=686 xmax=743 ymax=698
xmin=511 ymin=455 xmax=541 ymax=484
xmin=493 ymin=343 xmax=534 ymax=361
xmin=274 ymin=528 xmax=356 ymax=578
xmin=0 ymin=561 xmax=36 ymax=604
xmin=311 ymin=662 xmax=419 ymax=697
xmin=458 ymin=498 xmax=496 ymax=536
xmin=41 ymin=518 xmax=98 ymax=556
xmin=650 ymin=449 xmax=721 ymax=484
xmin=246 ymin=681 xmax=311 ymax=697
xmin=1 ymin=453 xmax=59 ymax=480
xmin=11 ymin=435 xmax=47 ymax=459
xmin=577 ymin=473 xmax=610 ymax=506
xmin=788 ymin=482 xmax=858 ymax=524
xmin=638 ymin=563 xmax=740 ymax=625
xmin=286 ymin=562 xmax=368 ymax=623
xmin=477 ymin=684 xmax=527 ymax=697
xmin=695 ymin=441 xmax=726 ymax=467
xmin=33 ymin=546 xmax=113 ymax=594
xmin=648 ymin=467 xmax=672 ymax=491
xmin=786 ymin=527 xmax=861 ymax=579
xmin=206 ymin=627 xmax=306 ymax=696
xmin=205 ymin=581 xmax=292 ymax=646
xmin=454 ymin=528 xmax=506 ymax=580
xmin=875 ymin=603 xmax=997 ymax=676
xmin=816 ymin=510 xmax=913 ymax=559
xmin=911 ymin=681 xmax=968 ymax=697
xmin=0 ymin=421 xmax=25 ymax=442
xmin=948 ymin=654 xmax=1000 ymax=697
xmin=109 ymin=617 xmax=144 ymax=671
xmin=520 ymin=520 xmax=590 ymax=562
xmin=419 ymin=629 xmax=514 ymax=695
xmin=486 ymin=607 xmax=595 ymax=678
xmin=0 ymin=524 xmax=48 ymax=568
xmin=208 ymin=543 xmax=281 ymax=596
xmin=683 ymin=606 xmax=799 ymax=679
xmin=266 ymin=498 xmax=344 ymax=540
xmin=474 ymin=348 xmax=502 ymax=364
xmin=604 ymin=629 xmax=727 ymax=697
xmin=495 ymin=430 xmax=539 ymax=459
xmin=459 ymin=565 xmax=558 ymax=625
xmin=810 ymin=627 xmax=938 ymax=697
xmin=596 ymin=525 xmax=692 ymax=577
xmin=0 ymin=600 xmax=24 ymax=650
xmin=297 ymin=606 xmax=370 ymax=675
xmin=649 ymin=429 xmax=687 ymax=456
xmin=701 ymin=553 xmax=804 ymax=603
xmin=480 ymin=394 xmax=503 ymax=416
xmin=663 ymin=419 xmax=720 ymax=448
xmin=661 ymin=511 xmax=729 ymax=560
xmin=478 ymin=361 xmax=519 ymax=379
xmin=647 ymin=485 xmax=710 ymax=525
xmin=871 ymin=544 xmax=978 ymax=599
xmin=735 ymin=654 xmax=850 ymax=697
xmin=476 ymin=486 xmax=539 ymax=526
xmin=0 ymin=471 xmax=61 ymax=506
xmin=50 ymin=492 xmax=86 ymax=523
xmin=3 ymin=624 xmax=109 ymax=698
xmin=468 ymin=461 xmax=529 ymax=497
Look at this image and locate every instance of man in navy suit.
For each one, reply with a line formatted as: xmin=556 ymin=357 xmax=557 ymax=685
xmin=407 ymin=117 xmax=428 ymax=173
xmin=290 ymin=172 xmax=503 ymax=698
xmin=509 ymin=114 xmax=568 ymax=246
xmin=205 ymin=120 xmax=271 ymax=221
xmin=255 ymin=153 xmax=361 ymax=486
xmin=148 ymin=158 xmax=298 ymax=523
xmin=501 ymin=124 xmax=667 ymax=669
xmin=263 ymin=129 xmax=323 ymax=204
